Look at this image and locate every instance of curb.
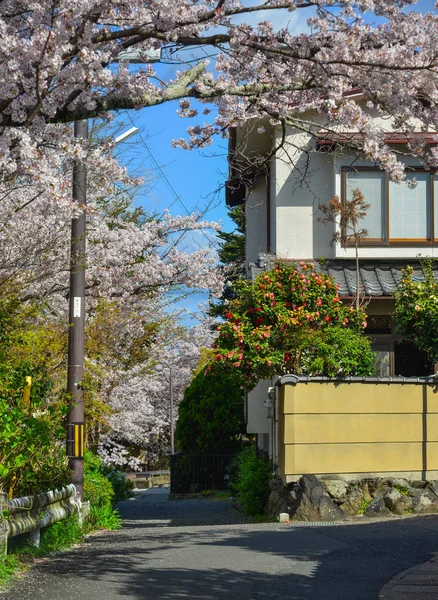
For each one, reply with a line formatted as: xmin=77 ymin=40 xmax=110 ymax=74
xmin=378 ymin=553 xmax=438 ymax=599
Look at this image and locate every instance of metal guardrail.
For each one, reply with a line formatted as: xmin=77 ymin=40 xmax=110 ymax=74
xmin=0 ymin=484 xmax=82 ymax=554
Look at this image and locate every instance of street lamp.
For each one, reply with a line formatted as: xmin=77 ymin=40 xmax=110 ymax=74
xmin=66 ymin=47 xmax=161 ymax=500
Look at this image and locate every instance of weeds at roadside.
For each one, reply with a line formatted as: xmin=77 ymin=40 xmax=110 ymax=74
xmin=357 ymin=497 xmax=372 ymax=515
xmin=0 ymin=554 xmax=21 ymax=585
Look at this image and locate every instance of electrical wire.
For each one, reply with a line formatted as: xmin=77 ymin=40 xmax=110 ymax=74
xmin=125 ymin=111 xmax=221 ymax=252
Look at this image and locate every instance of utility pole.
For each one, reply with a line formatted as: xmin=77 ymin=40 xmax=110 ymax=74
xmin=66 ymin=119 xmax=88 ymax=500
xmin=65 ymin=47 xmax=161 ymax=499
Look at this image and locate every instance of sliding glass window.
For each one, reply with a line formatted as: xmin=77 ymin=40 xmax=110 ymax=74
xmin=342 ymin=168 xmax=434 ymax=245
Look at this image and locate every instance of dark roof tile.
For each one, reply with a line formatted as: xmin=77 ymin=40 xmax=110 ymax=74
xmin=248 ymin=255 xmax=438 ymax=297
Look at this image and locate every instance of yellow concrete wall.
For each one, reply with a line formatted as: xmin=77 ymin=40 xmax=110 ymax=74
xmin=278 ymin=381 xmax=438 ymax=481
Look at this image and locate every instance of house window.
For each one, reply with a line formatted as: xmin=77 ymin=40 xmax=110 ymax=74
xmin=343 ymin=168 xmax=435 ymax=245
xmin=367 ymin=315 xmax=433 ymax=376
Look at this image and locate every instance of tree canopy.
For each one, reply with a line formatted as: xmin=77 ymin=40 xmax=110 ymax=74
xmin=2 ymin=1 xmax=438 ymax=214
xmin=175 ymin=367 xmax=245 ymax=455
xmin=394 ymin=261 xmax=438 ymax=364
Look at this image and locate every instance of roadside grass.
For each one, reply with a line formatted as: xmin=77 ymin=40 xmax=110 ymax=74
xmin=0 ymin=508 xmax=122 ymax=588
xmin=0 ymin=554 xmax=21 ymax=586
xmin=201 ymin=490 xmax=232 ymax=501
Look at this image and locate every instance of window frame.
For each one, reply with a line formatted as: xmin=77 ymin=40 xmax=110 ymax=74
xmin=341 ymin=166 xmax=436 ymax=246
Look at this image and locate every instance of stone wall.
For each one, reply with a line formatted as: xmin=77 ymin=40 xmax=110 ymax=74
xmin=266 ymin=475 xmax=438 ymax=521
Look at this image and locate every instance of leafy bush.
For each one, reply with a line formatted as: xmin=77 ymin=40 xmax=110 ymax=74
xmin=0 ymin=397 xmax=69 ymax=498
xmin=100 ymin=465 xmax=134 ymax=503
xmin=394 ymin=260 xmax=438 ymax=363
xmin=83 ymin=451 xmax=123 ymax=530
xmin=84 ymin=450 xmax=114 ymax=507
xmin=0 ymin=297 xmax=69 ymax=498
xmin=86 ymin=504 xmax=122 ymax=531
xmin=230 ymin=446 xmax=272 ymax=516
xmin=176 ymin=367 xmax=246 ymax=454
xmin=0 ymin=554 xmax=21 ymax=585
xmin=39 ymin=515 xmax=84 ymax=553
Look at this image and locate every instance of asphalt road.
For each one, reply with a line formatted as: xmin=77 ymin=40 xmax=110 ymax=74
xmin=4 ymin=487 xmax=438 ymax=600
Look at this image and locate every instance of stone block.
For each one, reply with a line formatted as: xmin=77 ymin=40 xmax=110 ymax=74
xmin=340 ymin=488 xmax=363 ymax=516
xmin=289 ymin=475 xmax=346 ymax=522
xmin=278 ymin=513 xmax=289 ymax=523
xmin=365 ymin=496 xmax=391 ymax=517
xmin=322 ymin=479 xmax=348 ymax=501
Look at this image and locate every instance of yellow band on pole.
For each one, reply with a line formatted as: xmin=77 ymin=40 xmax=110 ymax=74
xmin=69 ymin=423 xmax=85 ymax=459
xmin=22 ymin=376 xmax=32 ymax=407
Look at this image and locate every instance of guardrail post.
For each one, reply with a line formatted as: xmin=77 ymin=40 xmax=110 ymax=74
xmin=79 ymin=501 xmax=90 ymax=525
xmin=29 ymin=526 xmax=41 ymax=548
xmin=0 ymin=492 xmax=8 ymax=555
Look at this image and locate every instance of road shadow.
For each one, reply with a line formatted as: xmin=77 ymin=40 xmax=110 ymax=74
xmin=6 ymin=514 xmax=438 ymax=600
xmin=117 ymin=487 xmax=248 ymax=527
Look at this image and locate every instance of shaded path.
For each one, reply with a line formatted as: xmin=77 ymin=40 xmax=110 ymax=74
xmin=118 ymin=487 xmax=247 ymax=527
xmin=5 ymin=488 xmax=438 ymax=599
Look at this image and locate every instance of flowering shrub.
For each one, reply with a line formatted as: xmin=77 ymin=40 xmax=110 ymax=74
xmin=394 ymin=261 xmax=438 ymax=362
xmin=212 ymin=262 xmax=375 ymax=389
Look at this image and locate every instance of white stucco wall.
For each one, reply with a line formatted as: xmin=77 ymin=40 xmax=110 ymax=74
xmin=245 ymin=177 xmax=268 ymax=265
xmin=267 ymin=122 xmax=431 ymax=262
xmin=272 ymin=126 xmax=335 ymax=260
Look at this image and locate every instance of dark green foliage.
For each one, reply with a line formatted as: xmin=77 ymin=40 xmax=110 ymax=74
xmin=175 ymin=368 xmax=246 ymax=455
xmin=230 ymin=446 xmax=272 ymax=516
xmin=210 ymin=206 xmax=245 ymax=319
xmin=100 ymin=465 xmax=134 ymax=503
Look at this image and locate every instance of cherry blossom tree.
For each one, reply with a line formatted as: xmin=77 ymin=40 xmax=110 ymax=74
xmin=1 ymin=0 xmax=438 ymax=211
xmin=0 ymin=165 xmax=223 ymax=469
xmin=98 ymin=318 xmax=217 ymax=468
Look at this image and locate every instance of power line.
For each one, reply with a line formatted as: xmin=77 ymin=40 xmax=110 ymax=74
xmin=125 ymin=111 xmax=221 ymax=252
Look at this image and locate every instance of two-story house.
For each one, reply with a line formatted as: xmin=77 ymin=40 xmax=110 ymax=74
xmin=226 ymin=101 xmax=438 ymax=454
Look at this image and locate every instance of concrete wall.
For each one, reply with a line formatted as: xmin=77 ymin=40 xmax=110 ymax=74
xmin=277 ymin=378 xmax=438 ymax=483
xmin=246 ymin=379 xmax=271 ymax=435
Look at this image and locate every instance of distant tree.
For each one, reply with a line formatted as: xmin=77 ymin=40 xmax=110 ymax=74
xmin=210 ymin=206 xmax=245 ymax=320
xmin=175 ymin=367 xmax=245 ymax=455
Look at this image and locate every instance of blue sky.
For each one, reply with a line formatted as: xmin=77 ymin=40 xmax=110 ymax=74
xmin=115 ymin=0 xmax=437 ymax=320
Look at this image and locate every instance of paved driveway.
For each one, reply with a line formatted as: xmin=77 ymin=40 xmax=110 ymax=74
xmin=4 ymin=487 xmax=438 ymax=600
